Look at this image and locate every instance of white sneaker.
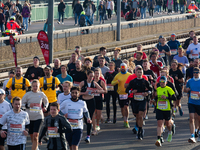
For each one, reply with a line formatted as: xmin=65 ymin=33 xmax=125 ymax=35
xmin=61 ymin=22 xmax=64 ymax=24
xmin=57 ymin=21 xmax=60 ymax=24
xmin=188 ymin=137 xmax=196 ymax=143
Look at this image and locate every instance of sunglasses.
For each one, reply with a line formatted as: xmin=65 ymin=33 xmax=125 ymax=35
xmin=194 ymin=72 xmax=199 ymax=74
xmin=159 ymin=80 xmax=166 ymax=83
xmin=121 ymin=66 xmax=125 ymax=69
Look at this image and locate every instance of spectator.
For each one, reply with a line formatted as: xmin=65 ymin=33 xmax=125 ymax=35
xmin=4 ymin=5 xmax=10 ymax=29
xmin=9 ymin=3 xmax=18 ymax=16
xmin=122 ymin=0 xmax=128 ymax=15
xmin=93 ymin=47 xmax=110 ymax=67
xmin=15 ymin=10 xmax=22 ymax=27
xmin=167 ymin=0 xmax=173 ymax=14
xmin=174 ymin=0 xmax=179 ymax=12
xmin=157 ymin=0 xmax=163 ymax=14
xmin=22 ymin=2 xmax=30 ymax=31
xmin=85 ymin=4 xmax=93 ymax=22
xmin=52 ymin=58 xmax=61 ymax=77
xmin=98 ymin=1 xmax=106 ymax=24
xmin=56 ymin=65 xmax=73 ymax=84
xmin=25 ymin=0 xmax=31 ymax=25
xmin=148 ymin=0 xmax=156 ymax=18
xmin=4 ymin=0 xmax=11 ymax=9
xmin=83 ymin=0 xmax=92 ymax=9
xmin=114 ymin=0 xmax=117 ymax=15
xmin=131 ymin=0 xmax=138 ymax=18
xmin=179 ymin=0 xmax=186 ymax=13
xmin=125 ymin=6 xmax=135 ymax=28
xmin=163 ymin=0 xmax=167 ymax=12
xmin=79 ymin=11 xmax=92 ymax=34
xmin=58 ymin=0 xmax=66 ymax=24
xmin=0 ymin=1 xmax=4 ymax=9
xmin=73 ymin=0 xmax=83 ymax=26
xmin=196 ymin=0 xmax=200 ymax=8
xmin=139 ymin=0 xmax=147 ymax=19
xmin=0 ymin=8 xmax=5 ymax=32
xmin=43 ymin=18 xmax=55 ymax=32
xmin=68 ymin=53 xmax=78 ymax=73
xmin=106 ymin=0 xmax=114 ymax=20
xmin=91 ymin=1 xmax=96 ymax=24
xmin=16 ymin=0 xmax=22 ymax=13
xmin=133 ymin=44 xmax=147 ymax=60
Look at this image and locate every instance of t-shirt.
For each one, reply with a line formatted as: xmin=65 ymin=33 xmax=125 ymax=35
xmin=100 ymin=66 xmax=109 ymax=76
xmin=24 ymin=66 xmax=44 ymax=81
xmin=70 ymin=70 xmax=87 ymax=83
xmin=186 ymin=43 xmax=200 ymax=59
xmin=111 ymin=58 xmax=123 ymax=71
xmin=39 ymin=76 xmax=61 ymax=103
xmin=167 ymin=40 xmax=181 ymax=56
xmin=149 ymin=60 xmax=163 ymax=77
xmin=22 ymin=91 xmax=49 ymax=120
xmin=134 ymin=60 xmax=143 ymax=67
xmin=0 ymin=110 xmax=30 ymax=146
xmin=169 ymin=69 xmax=184 ymax=90
xmin=186 ymin=78 xmax=200 ymax=105
xmin=52 ymin=68 xmax=61 ymax=77
xmin=67 ymin=63 xmax=76 ymax=74
xmin=56 ymin=74 xmax=73 ymax=84
xmin=57 ymin=93 xmax=71 ymax=105
xmin=0 ymin=101 xmax=12 ymax=129
xmin=60 ymin=99 xmax=88 ymax=129
xmin=6 ymin=77 xmax=31 ymax=103
xmin=156 ymin=86 xmax=175 ymax=111
xmin=133 ymin=52 xmax=147 ymax=60
xmin=173 ymin=55 xmax=189 ymax=74
xmin=156 ymin=43 xmax=170 ymax=65
xmin=143 ymin=70 xmax=157 ymax=83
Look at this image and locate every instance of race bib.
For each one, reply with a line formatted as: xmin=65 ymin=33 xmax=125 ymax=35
xmin=73 ymin=81 xmax=80 ymax=87
xmin=159 ymin=52 xmax=165 ymax=57
xmin=158 ymin=101 xmax=168 ymax=110
xmin=30 ymin=103 xmax=41 ymax=113
xmin=190 ymin=91 xmax=199 ymax=100
xmin=87 ymin=87 xmax=96 ymax=96
xmin=134 ymin=93 xmax=144 ymax=101
xmin=48 ymin=127 xmax=59 ymax=138
xmin=189 ymin=54 xmax=199 ymax=59
xmin=107 ymin=84 xmax=114 ymax=91
xmin=68 ymin=119 xmax=79 ymax=129
xmin=119 ymin=94 xmax=128 ymax=100
xmin=10 ymin=124 xmax=22 ymax=135
xmin=171 ymin=49 xmax=177 ymax=55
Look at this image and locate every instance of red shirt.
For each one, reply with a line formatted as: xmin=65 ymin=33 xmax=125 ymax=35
xmin=156 ymin=76 xmax=174 ymax=83
xmin=134 ymin=52 xmax=147 ymax=60
xmin=125 ymin=74 xmax=148 ymax=98
xmin=149 ymin=60 xmax=163 ymax=77
xmin=7 ymin=20 xmax=21 ymax=30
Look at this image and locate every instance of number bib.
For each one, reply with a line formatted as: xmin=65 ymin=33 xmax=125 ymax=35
xmin=171 ymin=49 xmax=177 ymax=55
xmin=68 ymin=119 xmax=79 ymax=129
xmin=30 ymin=103 xmax=41 ymax=113
xmin=189 ymin=54 xmax=199 ymax=59
xmin=119 ymin=94 xmax=128 ymax=100
xmin=87 ymin=87 xmax=96 ymax=96
xmin=48 ymin=127 xmax=59 ymax=138
xmin=134 ymin=93 xmax=144 ymax=101
xmin=73 ymin=82 xmax=80 ymax=87
xmin=190 ymin=91 xmax=199 ymax=100
xmin=107 ymin=84 xmax=114 ymax=91
xmin=158 ymin=101 xmax=168 ymax=110
xmin=10 ymin=124 xmax=22 ymax=135
xmin=159 ymin=52 xmax=165 ymax=57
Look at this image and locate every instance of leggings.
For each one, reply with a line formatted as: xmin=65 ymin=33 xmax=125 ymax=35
xmin=149 ymin=8 xmax=154 ymax=16
xmin=83 ymin=98 xmax=95 ymax=136
xmin=105 ymin=91 xmax=118 ymax=119
xmin=107 ymin=9 xmax=112 ymax=19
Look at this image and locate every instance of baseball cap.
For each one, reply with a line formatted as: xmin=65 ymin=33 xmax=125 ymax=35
xmin=33 ymin=56 xmax=40 ymax=61
xmin=159 ymin=35 xmax=164 ymax=39
xmin=193 ymin=68 xmax=199 ymax=73
xmin=0 ymin=89 xmax=5 ymax=95
xmin=160 ymin=76 xmax=167 ymax=82
xmin=44 ymin=65 xmax=52 ymax=70
xmin=120 ymin=63 xmax=127 ymax=69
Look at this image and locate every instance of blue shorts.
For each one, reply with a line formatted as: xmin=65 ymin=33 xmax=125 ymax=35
xmin=66 ymin=129 xmax=82 ymax=146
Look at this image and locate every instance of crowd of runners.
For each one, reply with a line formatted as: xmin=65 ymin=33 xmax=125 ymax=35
xmin=0 ymin=30 xmax=200 ymax=150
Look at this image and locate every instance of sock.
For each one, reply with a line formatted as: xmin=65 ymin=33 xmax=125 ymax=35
xmin=195 ymin=129 xmax=198 ymax=133
xmin=191 ymin=134 xmax=195 ymax=138
xmin=168 ymin=131 xmax=172 ymax=134
xmin=125 ymin=121 xmax=128 ymax=123
xmin=87 ymin=135 xmax=90 ymax=138
xmin=157 ymin=136 xmax=161 ymax=140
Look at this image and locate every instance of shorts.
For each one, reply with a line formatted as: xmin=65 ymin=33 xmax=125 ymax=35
xmin=66 ymin=129 xmax=83 ymax=146
xmin=0 ymin=129 xmax=7 ymax=146
xmin=95 ymin=98 xmax=103 ymax=110
xmin=131 ymin=100 xmax=146 ymax=114
xmin=176 ymin=89 xmax=183 ymax=100
xmin=8 ymin=144 xmax=26 ymax=150
xmin=156 ymin=109 xmax=171 ymax=121
xmin=118 ymin=99 xmax=129 ymax=108
xmin=29 ymin=119 xmax=43 ymax=134
xmin=46 ymin=103 xmax=52 ymax=113
xmin=188 ymin=103 xmax=200 ymax=116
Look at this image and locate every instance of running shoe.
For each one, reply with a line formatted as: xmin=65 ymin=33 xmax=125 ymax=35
xmin=155 ymin=139 xmax=162 ymax=147
xmin=132 ymin=127 xmax=138 ymax=134
xmin=172 ymin=124 xmax=176 ymax=135
xmin=160 ymin=136 xmax=164 ymax=143
xmin=137 ymin=132 xmax=142 ymax=140
xmin=92 ymin=130 xmax=98 ymax=136
xmin=85 ymin=137 xmax=90 ymax=143
xmin=143 ymin=120 xmax=145 ymax=126
xmin=195 ymin=131 xmax=199 ymax=138
xmin=145 ymin=115 xmax=148 ymax=120
xmin=96 ymin=125 xmax=100 ymax=131
xmin=105 ymin=118 xmax=111 ymax=123
xmin=179 ymin=107 xmax=184 ymax=116
xmin=167 ymin=133 xmax=172 ymax=142
xmin=188 ymin=137 xmax=196 ymax=143
xmin=124 ymin=122 xmax=130 ymax=128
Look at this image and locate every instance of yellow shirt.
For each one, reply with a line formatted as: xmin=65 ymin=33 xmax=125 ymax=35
xmin=111 ymin=72 xmax=131 ymax=95
xmin=6 ymin=77 xmax=31 ymax=103
xmin=39 ymin=76 xmax=61 ymax=103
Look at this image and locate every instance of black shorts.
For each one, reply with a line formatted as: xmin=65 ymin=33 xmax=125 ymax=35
xmin=176 ymin=89 xmax=183 ymax=100
xmin=131 ymin=100 xmax=146 ymax=114
xmin=188 ymin=103 xmax=200 ymax=116
xmin=95 ymin=98 xmax=103 ymax=110
xmin=29 ymin=119 xmax=43 ymax=134
xmin=66 ymin=129 xmax=83 ymax=146
xmin=0 ymin=129 xmax=7 ymax=146
xmin=46 ymin=103 xmax=52 ymax=113
xmin=8 ymin=144 xmax=26 ymax=150
xmin=118 ymin=99 xmax=129 ymax=108
xmin=156 ymin=109 xmax=171 ymax=121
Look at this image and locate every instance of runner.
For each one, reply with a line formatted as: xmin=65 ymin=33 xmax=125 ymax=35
xmin=68 ymin=53 xmax=78 ymax=74
xmin=56 ymin=65 xmax=73 ymax=84
xmin=22 ymin=79 xmax=49 ymax=150
xmin=58 ymin=81 xmax=72 ymax=105
xmin=155 ymin=76 xmax=176 ymax=147
xmin=125 ymin=67 xmax=152 ymax=140
xmin=79 ymin=70 xmax=104 ymax=143
xmin=105 ymin=61 xmax=118 ymax=123
xmin=149 ymin=52 xmax=163 ymax=77
xmin=0 ymin=97 xmax=30 ymax=150
xmin=39 ymin=102 xmax=72 ymax=150
xmin=111 ymin=63 xmax=131 ymax=128
xmin=185 ymin=67 xmax=200 ymax=143
xmin=75 ymin=46 xmax=85 ymax=63
xmin=186 ymin=36 xmax=200 ymax=61
xmin=52 ymin=58 xmax=61 ymax=77
xmin=111 ymin=47 xmax=122 ymax=72
xmin=5 ymin=67 xmax=31 ymax=103
xmin=134 ymin=51 xmax=144 ymax=66
xmin=0 ymin=89 xmax=12 ymax=150
xmin=60 ymin=86 xmax=92 ymax=150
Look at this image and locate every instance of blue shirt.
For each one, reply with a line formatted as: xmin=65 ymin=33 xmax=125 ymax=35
xmin=56 ymin=74 xmax=73 ymax=84
xmin=186 ymin=78 xmax=200 ymax=105
xmin=167 ymin=40 xmax=181 ymax=56
xmin=173 ymin=55 xmax=189 ymax=74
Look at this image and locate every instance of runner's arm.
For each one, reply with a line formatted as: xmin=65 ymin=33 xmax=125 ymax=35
xmin=39 ymin=119 xmax=48 ymax=143
xmin=60 ymin=116 xmax=72 ymax=133
xmin=83 ymin=111 xmax=91 ymax=120
xmin=58 ymin=84 xmax=63 ymax=92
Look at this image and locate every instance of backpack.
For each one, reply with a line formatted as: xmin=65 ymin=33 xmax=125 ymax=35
xmin=124 ymin=11 xmax=131 ymax=21
xmin=79 ymin=15 xmax=86 ymax=26
xmin=12 ymin=77 xmax=26 ymax=90
xmin=43 ymin=76 xmax=55 ymax=90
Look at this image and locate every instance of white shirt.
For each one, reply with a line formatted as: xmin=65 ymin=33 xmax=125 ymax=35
xmin=0 ymin=110 xmax=30 ymax=146
xmin=107 ymin=1 xmax=111 ymax=9
xmin=60 ymin=99 xmax=88 ymax=129
xmin=0 ymin=100 xmax=12 ymax=129
xmin=3 ymin=79 xmax=9 ymax=90
xmin=57 ymin=92 xmax=71 ymax=105
xmin=187 ymin=43 xmax=200 ymax=59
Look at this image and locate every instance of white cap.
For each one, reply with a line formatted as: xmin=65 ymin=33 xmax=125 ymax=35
xmin=191 ymin=1 xmax=195 ymax=3
xmin=0 ymin=89 xmax=5 ymax=95
xmin=120 ymin=63 xmax=127 ymax=68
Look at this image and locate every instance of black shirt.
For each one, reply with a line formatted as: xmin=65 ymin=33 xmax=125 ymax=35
xmin=183 ymin=37 xmax=193 ymax=49
xmin=143 ymin=69 xmax=157 ymax=83
xmin=67 ymin=63 xmax=76 ymax=74
xmin=134 ymin=60 xmax=143 ymax=67
xmin=105 ymin=71 xmax=118 ymax=91
xmin=52 ymin=68 xmax=61 ymax=77
xmin=16 ymin=3 xmax=22 ymax=13
xmin=111 ymin=58 xmax=122 ymax=72
xmin=24 ymin=66 xmax=44 ymax=81
xmin=69 ymin=69 xmax=87 ymax=82
xmin=169 ymin=69 xmax=184 ymax=90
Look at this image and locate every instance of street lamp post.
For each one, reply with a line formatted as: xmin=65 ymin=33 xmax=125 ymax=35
xmin=117 ymin=0 xmax=121 ymax=41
